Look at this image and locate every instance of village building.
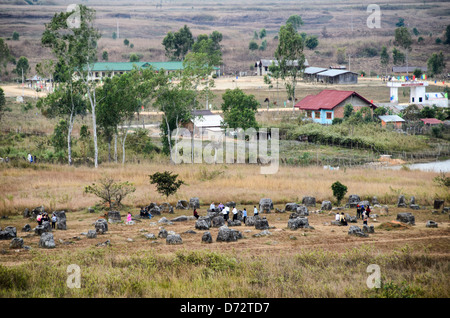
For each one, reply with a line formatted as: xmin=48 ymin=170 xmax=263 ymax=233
xmin=184 ymin=110 xmax=224 ymax=139
xmin=392 ymin=66 xmax=427 ymax=75
xmin=420 ymin=118 xmax=443 ymax=126
xmin=378 ymin=115 xmax=405 ymax=129
xmin=255 ymin=59 xmax=309 ymax=76
xmin=387 ymin=80 xmax=448 ymax=107
xmin=316 ymin=69 xmax=358 ymax=85
xmin=303 ymin=67 xmax=327 ymax=82
xmin=294 ymin=90 xmax=377 ymax=124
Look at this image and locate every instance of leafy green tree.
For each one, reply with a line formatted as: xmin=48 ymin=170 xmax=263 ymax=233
xmin=149 ymin=171 xmax=185 ymax=198
xmin=0 ymin=38 xmax=11 ymax=78
xmin=392 ymin=48 xmax=405 ymax=65
xmin=259 ymin=28 xmax=267 ymax=39
xmin=374 ymin=106 xmax=388 ymax=117
xmin=102 ymin=51 xmax=108 ymax=61
xmin=51 ymin=119 xmax=69 ymax=152
xmin=129 ymin=53 xmax=140 ymax=62
xmin=259 ymin=39 xmax=267 ymax=51
xmin=380 ymin=46 xmax=390 ymax=76
xmin=395 ymin=18 xmax=405 ymax=27
xmin=286 ymin=15 xmax=304 ymax=30
xmin=394 ymin=27 xmax=412 ymax=73
xmin=0 ymin=87 xmax=6 ymax=122
xmin=84 ymin=176 xmax=136 ymax=209
xmin=42 ymin=5 xmax=101 ymax=167
xmin=248 ymin=41 xmax=258 ymax=51
xmin=420 ymin=106 xmax=436 ymax=118
xmin=412 ymin=27 xmax=419 ymax=36
xmin=336 ymin=47 xmax=346 ymax=64
xmin=331 ymin=181 xmax=348 ymax=205
xmin=112 ymin=31 xmax=117 ymax=40
xmin=14 ymin=56 xmax=29 ymax=78
xmin=444 ymin=25 xmax=450 ymax=45
xmin=401 ymin=104 xmax=420 ymax=120
xmin=123 ymin=38 xmax=129 ymax=47
xmin=221 ymin=88 xmax=259 ymax=130
xmin=192 ymin=31 xmax=222 ymax=66
xmin=162 ymin=25 xmax=194 ymax=61
xmin=268 ymin=62 xmax=281 ymax=106
xmin=413 ymin=68 xmax=423 ymax=79
xmin=12 ymin=31 xmax=19 ymax=41
xmin=343 ymin=103 xmax=354 ymax=118
xmin=275 ymin=22 xmax=305 ymax=110
xmin=305 ymin=35 xmax=319 ymax=50
xmin=427 ymin=51 xmax=446 ymax=77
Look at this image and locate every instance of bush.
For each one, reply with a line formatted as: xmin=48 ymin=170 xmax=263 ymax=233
xmin=331 ymin=181 xmax=347 ymax=205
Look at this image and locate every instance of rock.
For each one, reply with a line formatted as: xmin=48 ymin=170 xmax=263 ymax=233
xmin=296 ymin=205 xmax=309 ymax=216
xmin=331 ymin=220 xmax=344 ymax=226
xmin=144 ymin=233 xmax=157 ymax=240
xmin=23 ymin=208 xmax=31 ymax=218
xmin=22 ymin=224 xmax=31 ymax=232
xmin=158 ymin=217 xmax=173 ymax=225
xmin=88 ymin=207 xmax=95 ymax=213
xmin=199 ymin=216 xmax=212 ymax=227
xmin=302 ymin=196 xmax=316 ymax=207
xmin=195 ymin=219 xmax=210 ymax=230
xmin=107 ymin=211 xmax=121 ymax=223
xmin=149 ymin=205 xmax=161 ymax=216
xmin=348 ymin=225 xmax=368 ymax=237
xmin=259 ymin=198 xmax=273 ymax=213
xmin=380 ymin=206 xmax=389 ymax=215
xmin=362 ymin=225 xmax=375 ymax=233
xmin=348 ymin=195 xmax=360 ymax=208
xmin=166 ymin=234 xmax=182 ymax=245
xmin=442 ymin=207 xmax=449 ymax=214
xmin=275 ymin=208 xmax=285 ymax=213
xmin=96 ymin=240 xmax=110 ymax=247
xmin=216 ymin=225 xmax=242 ymax=242
xmin=371 ymin=197 xmax=379 ymax=205
xmin=39 ymin=232 xmax=56 ymax=248
xmin=95 ymin=219 xmax=108 ymax=234
xmin=396 ymin=213 xmax=415 ymax=225
xmin=409 ymin=204 xmax=420 ymax=210
xmin=171 ymin=215 xmax=188 ymax=222
xmin=245 ymin=215 xmax=260 ymax=226
xmin=31 ymin=206 xmax=45 ymax=218
xmin=255 ymin=217 xmax=269 ymax=230
xmin=434 ymin=199 xmax=444 ymax=210
xmin=184 ymin=230 xmax=196 ymax=234
xmin=158 ymin=228 xmax=168 ymax=238
xmin=189 ymin=197 xmax=200 ymax=209
xmin=225 ymin=201 xmax=236 ymax=208
xmin=227 ymin=219 xmax=242 ymax=227
xmin=253 ymin=230 xmax=272 ymax=237
xmin=87 ymin=230 xmax=97 ymax=238
xmin=397 ymin=195 xmax=407 ymax=208
xmin=347 ymin=215 xmax=358 ymax=223
xmin=211 ymin=216 xmax=225 ymax=228
xmin=34 ymin=222 xmax=51 ymax=235
xmin=202 ymin=232 xmax=213 ymax=243
xmin=10 ymin=237 xmax=24 ymax=249
xmin=288 ymin=217 xmax=310 ymax=230
xmin=54 ymin=211 xmax=67 ymax=230
xmin=159 ymin=203 xmax=174 ymax=214
xmin=0 ymin=226 xmax=17 ymax=240
xmin=410 ymin=196 xmax=416 ymax=205
xmin=176 ymin=200 xmax=189 ymax=210
xmin=426 ymin=220 xmax=438 ymax=228
xmin=285 ymin=203 xmax=299 ymax=212
xmin=321 ymin=201 xmax=332 ymax=211
xmin=358 ymin=200 xmax=370 ymax=208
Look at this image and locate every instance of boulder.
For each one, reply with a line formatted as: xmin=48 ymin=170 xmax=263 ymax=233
xmin=94 ymin=219 xmax=108 ymax=234
xmin=380 ymin=206 xmax=389 ymax=215
xmin=39 ymin=232 xmax=56 ymax=248
xmin=211 ymin=216 xmax=225 ymax=228
xmin=362 ymin=225 xmax=375 ymax=233
xmin=410 ymin=196 xmax=416 ymax=205
xmin=158 ymin=228 xmax=168 ymax=238
xmin=34 ymin=222 xmax=51 ymax=235
xmin=255 ymin=217 xmax=269 ymax=230
xmin=397 ymin=195 xmax=407 ymax=208
xmin=202 ymin=232 xmax=213 ymax=243
xmin=426 ymin=220 xmax=438 ymax=228
xmin=259 ymin=198 xmax=273 ymax=213
xmin=171 ymin=215 xmax=188 ymax=222
xmin=87 ymin=230 xmax=97 ymax=239
xmin=31 ymin=206 xmax=45 ymax=218
xmin=410 ymin=204 xmax=420 ymax=210
xmin=199 ymin=216 xmax=212 ymax=228
xmin=290 ymin=206 xmax=309 ymax=218
xmin=227 ymin=219 xmax=242 ymax=227
xmin=176 ymin=200 xmax=189 ymax=210
xmin=54 ymin=211 xmax=67 ymax=230
xmin=10 ymin=237 xmax=24 ymax=249
xmin=348 ymin=195 xmax=360 ymax=208
xmin=396 ymin=213 xmax=415 ymax=225
xmin=442 ymin=207 xmax=449 ymax=214
xmin=216 ymin=225 xmax=242 ymax=242
xmin=321 ymin=201 xmax=332 ymax=211
xmin=195 ymin=219 xmax=210 ymax=230
xmin=166 ymin=234 xmax=182 ymax=245
xmin=358 ymin=201 xmax=370 ymax=208
xmin=348 ymin=225 xmax=368 ymax=237
xmin=107 ymin=211 xmax=121 ymax=223
xmin=371 ymin=197 xmax=379 ymax=205
xmin=285 ymin=203 xmax=299 ymax=212
xmin=302 ymin=196 xmax=316 ymax=207
xmin=144 ymin=233 xmax=157 ymax=240
xmin=331 ymin=220 xmax=345 ymax=226
xmin=22 ymin=224 xmax=31 ymax=232
xmin=159 ymin=203 xmax=174 ymax=214
xmin=253 ymin=230 xmax=272 ymax=237
xmin=347 ymin=215 xmax=358 ymax=223
xmin=245 ymin=215 xmax=260 ymax=226
xmin=189 ymin=197 xmax=200 ymax=209
xmin=434 ymin=199 xmax=444 ymax=210
xmin=87 ymin=207 xmax=95 ymax=213
xmin=225 ymin=201 xmax=236 ymax=208
xmin=288 ymin=217 xmax=310 ymax=230
xmin=149 ymin=205 xmax=161 ymax=216
xmin=23 ymin=208 xmax=31 ymax=218
xmin=0 ymin=226 xmax=16 ymax=240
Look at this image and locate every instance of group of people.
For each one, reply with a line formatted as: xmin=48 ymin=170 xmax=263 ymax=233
xmin=36 ymin=212 xmax=57 ymax=229
xmin=202 ymin=202 xmax=260 ymax=223
xmin=335 ymin=204 xmax=371 ymax=226
xmin=139 ymin=207 xmax=153 ymax=219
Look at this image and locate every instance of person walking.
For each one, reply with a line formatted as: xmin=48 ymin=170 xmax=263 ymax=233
xmin=51 ymin=213 xmax=57 ymax=229
xmin=242 ymin=208 xmax=247 ymax=224
xmin=36 ymin=213 xmax=42 ymax=226
xmin=362 ymin=210 xmax=368 ymax=225
xmin=356 ymin=204 xmax=361 ymax=219
xmin=253 ymin=205 xmax=258 ymax=216
xmin=232 ymin=207 xmax=238 ymax=221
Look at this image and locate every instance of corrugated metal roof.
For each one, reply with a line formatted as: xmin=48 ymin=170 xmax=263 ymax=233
xmin=295 ymin=90 xmax=375 ymax=111
xmin=193 ymin=114 xmax=224 ymax=128
xmin=378 ymin=115 xmax=405 ymax=122
xmin=317 ymin=69 xmax=357 ymax=77
xmin=392 ymin=66 xmax=427 ymax=73
xmin=420 ymin=118 xmax=443 ymax=125
xmin=304 ymin=67 xmax=327 ymax=75
xmin=90 ymin=61 xmax=185 ymax=72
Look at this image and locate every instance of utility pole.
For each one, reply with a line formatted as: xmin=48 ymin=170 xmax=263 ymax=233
xmin=21 ymin=68 xmax=24 ymax=99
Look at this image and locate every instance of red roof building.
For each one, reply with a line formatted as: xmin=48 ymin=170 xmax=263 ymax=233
xmin=420 ymin=118 xmax=443 ymax=125
xmin=294 ymin=90 xmax=377 ymax=124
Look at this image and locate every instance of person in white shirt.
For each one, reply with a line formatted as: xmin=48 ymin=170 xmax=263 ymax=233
xmin=223 ymin=206 xmax=229 ymax=221
xmin=253 ymin=206 xmax=258 ymax=216
xmin=335 ymin=213 xmax=340 ymax=222
xmin=232 ymin=207 xmax=238 ymax=221
xmin=210 ymin=202 xmax=215 ymax=211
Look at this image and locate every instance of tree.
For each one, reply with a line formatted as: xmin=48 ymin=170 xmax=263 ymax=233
xmin=420 ymin=106 xmax=436 ymax=118
xmin=129 ymin=53 xmax=140 ymax=62
xmin=0 ymin=87 xmax=5 ymax=122
xmin=259 ymin=28 xmax=267 ymax=39
xmin=51 ymin=119 xmax=69 ymax=152
xmin=380 ymin=46 xmax=390 ymax=76
xmin=162 ymin=25 xmax=194 ymax=61
xmin=102 ymin=50 xmax=108 ymax=61
xmin=336 ymin=47 xmax=346 ymax=64
xmin=286 ymin=15 xmax=304 ymax=30
xmin=0 ymin=38 xmax=11 ymax=78
xmin=123 ymin=38 xmax=129 ymax=47
xmin=331 ymin=181 xmax=347 ymax=206
xmin=12 ymin=31 xmax=19 ymax=41
xmin=343 ymin=103 xmax=354 ymax=119
xmin=275 ymin=22 xmax=305 ymax=111
xmin=259 ymin=39 xmax=267 ymax=51
xmin=41 ymin=5 xmax=100 ymax=167
xmin=221 ymin=88 xmax=259 ymax=130
xmin=413 ymin=68 xmax=423 ymax=79
xmin=395 ymin=18 xmax=405 ymax=27
xmin=112 ymin=31 xmax=117 ymax=40
xmin=149 ymin=171 xmax=185 ymax=198
xmin=191 ymin=31 xmax=223 ymax=67
xmin=305 ymin=35 xmax=319 ymax=50
xmin=14 ymin=56 xmax=30 ymax=78
xmin=427 ymin=51 xmax=446 ymax=77
xmin=392 ymin=48 xmax=405 ymax=65
xmin=401 ymin=104 xmax=420 ymax=120
xmin=84 ymin=176 xmax=136 ymax=209
xmin=394 ymin=27 xmax=412 ymax=73
xmin=248 ymin=41 xmax=258 ymax=51
xmin=412 ymin=27 xmax=419 ymax=36
xmin=444 ymin=25 xmax=450 ymax=45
